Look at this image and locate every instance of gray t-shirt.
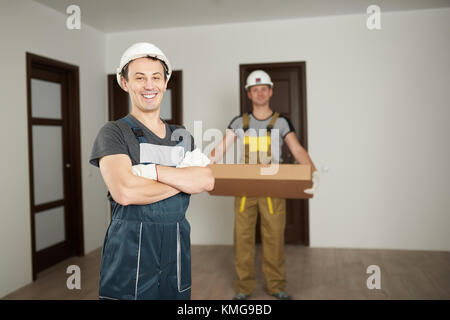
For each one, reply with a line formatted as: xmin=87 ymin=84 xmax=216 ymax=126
xmin=90 ymin=114 xmax=195 ymax=168
xmin=227 ymin=112 xmax=295 ymax=163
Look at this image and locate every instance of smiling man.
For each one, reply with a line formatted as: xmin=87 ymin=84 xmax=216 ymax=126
xmin=90 ymin=42 xmax=214 ymax=300
xmin=209 ymin=70 xmax=319 ymax=300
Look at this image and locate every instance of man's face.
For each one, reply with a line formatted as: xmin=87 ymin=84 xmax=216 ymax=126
xmin=121 ymin=57 xmax=168 ymax=112
xmin=247 ymin=85 xmax=273 ymax=106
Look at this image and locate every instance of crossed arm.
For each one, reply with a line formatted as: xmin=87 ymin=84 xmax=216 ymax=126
xmin=99 ymin=154 xmax=215 ymax=206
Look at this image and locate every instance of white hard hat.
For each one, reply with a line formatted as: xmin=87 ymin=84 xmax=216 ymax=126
xmin=245 ymin=70 xmax=273 ymax=90
xmin=116 ymin=42 xmax=172 ymax=90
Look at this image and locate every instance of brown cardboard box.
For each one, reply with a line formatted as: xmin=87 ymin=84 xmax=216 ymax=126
xmin=208 ymin=164 xmax=313 ymax=199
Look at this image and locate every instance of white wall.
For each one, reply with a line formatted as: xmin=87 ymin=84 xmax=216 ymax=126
xmin=106 ymin=8 xmax=450 ymax=251
xmin=0 ymin=0 xmax=109 ymax=298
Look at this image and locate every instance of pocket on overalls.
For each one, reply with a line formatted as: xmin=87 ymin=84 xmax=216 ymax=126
xmin=99 ymin=220 xmax=140 ymax=300
xmin=101 ymin=219 xmax=122 ymax=259
xmin=264 ymin=197 xmax=286 ymax=216
xmin=272 ymin=197 xmax=286 ymax=216
xmin=176 ymin=220 xmax=191 ymax=293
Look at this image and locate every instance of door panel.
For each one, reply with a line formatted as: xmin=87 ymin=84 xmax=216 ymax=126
xmin=31 ymin=79 xmax=62 ymax=119
xmin=159 ymin=88 xmax=172 ymax=120
xmin=240 ymin=62 xmax=309 ymax=245
xmin=32 ymin=125 xmax=64 ymax=205
xmin=34 ymin=206 xmax=66 ymax=251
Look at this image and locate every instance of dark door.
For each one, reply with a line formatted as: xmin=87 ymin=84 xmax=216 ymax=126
xmin=26 ymin=53 xmax=84 ymax=280
xmin=108 ymin=70 xmax=183 ymax=124
xmin=239 ymin=62 xmax=309 ymax=245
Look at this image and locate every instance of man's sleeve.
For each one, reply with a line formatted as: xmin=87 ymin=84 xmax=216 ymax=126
xmin=89 ymin=122 xmax=129 ymax=167
xmin=227 ymin=115 xmax=242 ymax=134
xmin=280 ymin=116 xmax=296 ymax=139
xmin=189 ymin=134 xmax=196 ymax=152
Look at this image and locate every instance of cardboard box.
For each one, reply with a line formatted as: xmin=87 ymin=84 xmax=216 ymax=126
xmin=208 ymin=164 xmax=313 ymax=199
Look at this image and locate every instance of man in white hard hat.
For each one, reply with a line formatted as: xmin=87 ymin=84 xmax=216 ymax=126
xmin=90 ymin=42 xmax=214 ymax=300
xmin=209 ymin=70 xmax=319 ymax=300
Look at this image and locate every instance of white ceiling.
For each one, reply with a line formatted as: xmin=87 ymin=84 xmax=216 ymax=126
xmin=34 ymin=0 xmax=450 ymax=33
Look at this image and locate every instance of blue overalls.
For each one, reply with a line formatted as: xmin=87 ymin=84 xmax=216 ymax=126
xmin=99 ymin=117 xmax=192 ymax=300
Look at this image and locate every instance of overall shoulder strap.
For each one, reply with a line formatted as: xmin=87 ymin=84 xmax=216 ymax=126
xmin=119 ymin=116 xmax=147 ymax=144
xmin=168 ymin=124 xmax=186 ymax=143
xmin=242 ymin=112 xmax=251 ymax=132
xmin=266 ymin=112 xmax=280 ymax=133
xmin=168 ymin=123 xmax=183 ymax=132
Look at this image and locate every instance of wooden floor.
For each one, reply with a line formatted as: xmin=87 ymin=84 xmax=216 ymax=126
xmin=3 ymin=245 xmax=450 ymax=300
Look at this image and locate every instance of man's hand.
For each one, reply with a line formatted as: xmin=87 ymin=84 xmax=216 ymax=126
xmin=132 ymin=163 xmax=158 ymax=180
xmin=176 ymin=148 xmax=211 ymax=168
xmin=304 ymin=171 xmax=320 ymax=195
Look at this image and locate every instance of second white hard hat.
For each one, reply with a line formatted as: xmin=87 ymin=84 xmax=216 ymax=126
xmin=245 ymin=70 xmax=273 ymax=90
xmin=116 ymin=42 xmax=172 ymax=90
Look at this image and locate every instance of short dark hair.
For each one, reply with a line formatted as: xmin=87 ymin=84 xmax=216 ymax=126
xmin=121 ymin=56 xmax=168 ymax=82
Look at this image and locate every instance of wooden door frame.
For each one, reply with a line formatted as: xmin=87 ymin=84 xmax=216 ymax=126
xmin=165 ymin=70 xmax=183 ymax=125
xmin=26 ymin=52 xmax=84 ymax=280
xmin=239 ymin=61 xmax=310 ymax=245
xmin=107 ymin=74 xmax=129 ymax=121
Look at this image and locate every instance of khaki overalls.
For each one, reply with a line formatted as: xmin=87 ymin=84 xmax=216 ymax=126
xmin=234 ymin=112 xmax=286 ymax=295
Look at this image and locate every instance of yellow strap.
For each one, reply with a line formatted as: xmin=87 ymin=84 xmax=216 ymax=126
xmin=267 ymin=197 xmax=274 ymax=215
xmin=267 ymin=112 xmax=280 ymax=130
xmin=258 ymin=135 xmax=270 ymax=152
xmin=242 ymin=112 xmax=251 ymax=130
xmin=244 ymin=135 xmax=271 ymax=152
xmin=239 ymin=196 xmax=247 ymax=213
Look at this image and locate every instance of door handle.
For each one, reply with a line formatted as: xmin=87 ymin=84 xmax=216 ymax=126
xmin=66 ymin=163 xmax=72 ymax=168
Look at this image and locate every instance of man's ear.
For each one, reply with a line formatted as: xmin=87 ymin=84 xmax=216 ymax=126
xmin=121 ymin=76 xmax=129 ymax=92
xmin=268 ymin=87 xmax=273 ymax=97
xmin=163 ymin=77 xmax=169 ymax=92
